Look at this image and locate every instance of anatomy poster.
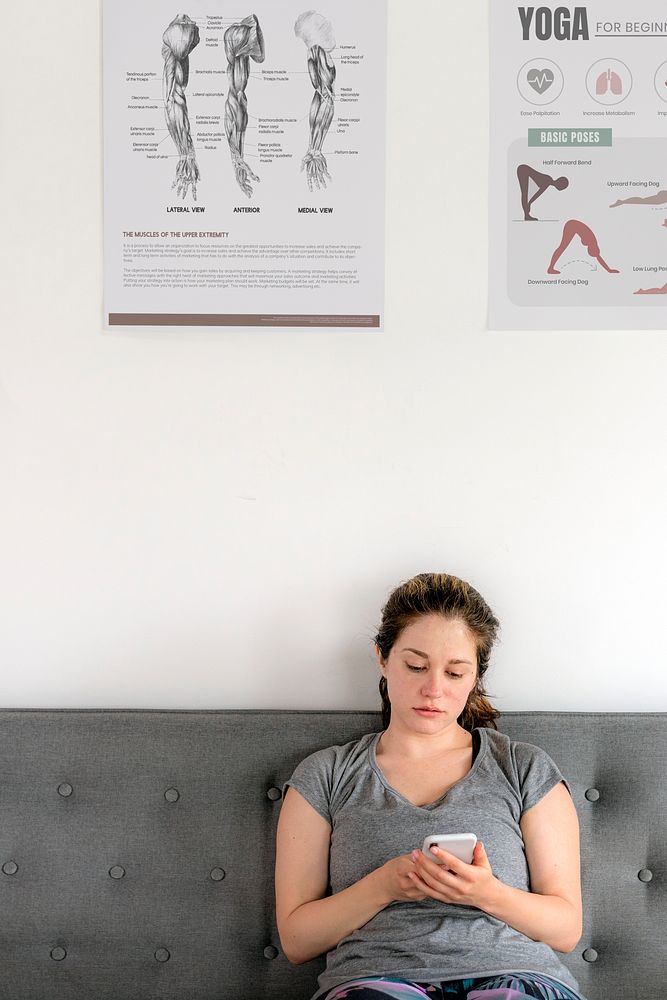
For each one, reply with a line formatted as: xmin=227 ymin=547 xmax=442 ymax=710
xmin=489 ymin=1 xmax=667 ymax=329
xmin=103 ymin=0 xmax=386 ymax=329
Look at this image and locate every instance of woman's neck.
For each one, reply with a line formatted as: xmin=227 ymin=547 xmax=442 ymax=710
xmin=377 ymin=722 xmax=472 ymax=761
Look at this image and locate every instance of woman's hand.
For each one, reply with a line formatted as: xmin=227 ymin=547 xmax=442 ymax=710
xmin=407 ymin=842 xmax=501 ymax=911
xmin=376 ymin=853 xmax=429 ymax=904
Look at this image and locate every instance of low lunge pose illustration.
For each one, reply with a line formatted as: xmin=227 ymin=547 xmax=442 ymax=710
xmin=548 ymin=219 xmax=619 ymax=275
xmin=162 ymin=14 xmax=200 ymax=201
xmin=295 ymin=10 xmax=336 ymax=192
xmin=224 ymin=14 xmax=265 ymax=198
xmin=516 ymin=164 xmax=569 ymax=221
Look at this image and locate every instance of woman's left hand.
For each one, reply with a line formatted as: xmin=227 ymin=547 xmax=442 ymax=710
xmin=407 ymin=842 xmax=501 ymax=912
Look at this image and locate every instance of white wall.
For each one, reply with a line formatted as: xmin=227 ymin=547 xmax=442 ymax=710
xmin=2 ymin=0 xmax=666 ymax=711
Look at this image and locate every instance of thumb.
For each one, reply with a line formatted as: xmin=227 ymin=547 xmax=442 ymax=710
xmin=473 ymin=841 xmax=492 ymax=869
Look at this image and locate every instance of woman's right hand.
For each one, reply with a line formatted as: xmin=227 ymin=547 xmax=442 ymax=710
xmin=376 ymin=853 xmax=429 ymax=903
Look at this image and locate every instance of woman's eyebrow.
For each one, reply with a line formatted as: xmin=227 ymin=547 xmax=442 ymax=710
xmin=401 ymin=647 xmax=474 ymax=666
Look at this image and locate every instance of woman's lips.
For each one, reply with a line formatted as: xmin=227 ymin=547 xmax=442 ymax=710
xmin=414 ymin=707 xmax=442 ymax=715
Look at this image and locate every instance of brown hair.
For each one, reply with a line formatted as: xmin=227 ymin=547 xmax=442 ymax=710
xmin=375 ymin=572 xmax=500 ymax=732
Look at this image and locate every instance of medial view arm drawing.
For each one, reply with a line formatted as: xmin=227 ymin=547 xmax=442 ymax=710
xmin=295 ymin=10 xmax=337 ymax=192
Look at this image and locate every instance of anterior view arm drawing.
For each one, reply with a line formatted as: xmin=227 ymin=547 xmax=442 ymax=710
xmin=162 ymin=14 xmax=200 ymax=201
xmin=295 ymin=11 xmax=336 ymax=192
xmin=224 ymin=14 xmax=265 ymax=198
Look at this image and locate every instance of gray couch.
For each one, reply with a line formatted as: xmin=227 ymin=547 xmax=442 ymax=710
xmin=0 ymin=710 xmax=664 ymax=999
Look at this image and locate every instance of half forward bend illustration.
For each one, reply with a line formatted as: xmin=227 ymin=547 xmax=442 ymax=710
xmin=295 ymin=10 xmax=336 ymax=192
xmin=224 ymin=14 xmax=265 ymax=199
xmin=516 ymin=164 xmax=569 ymax=221
xmin=162 ymin=13 xmax=200 ymax=201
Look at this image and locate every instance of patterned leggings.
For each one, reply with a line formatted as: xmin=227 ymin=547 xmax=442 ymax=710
xmin=320 ymin=972 xmax=585 ymax=1000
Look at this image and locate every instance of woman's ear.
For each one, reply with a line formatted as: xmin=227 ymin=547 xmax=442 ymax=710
xmin=375 ymin=644 xmax=386 ymax=672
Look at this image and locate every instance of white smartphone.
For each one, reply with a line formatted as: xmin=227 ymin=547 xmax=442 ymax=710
xmin=421 ymin=833 xmax=477 ymax=864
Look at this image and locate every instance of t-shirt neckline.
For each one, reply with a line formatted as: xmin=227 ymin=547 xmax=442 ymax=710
xmin=368 ymin=726 xmax=488 ymax=812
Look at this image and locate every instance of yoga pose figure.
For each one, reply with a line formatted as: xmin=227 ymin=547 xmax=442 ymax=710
xmin=634 ymin=282 xmax=667 ymax=295
xmin=162 ymin=14 xmax=200 ymax=201
xmin=517 ymin=165 xmax=569 ymax=221
xmin=224 ymin=14 xmax=265 ymax=198
xmin=610 ymin=190 xmax=667 ymax=208
xmin=276 ymin=573 xmax=586 ymax=1000
xmin=548 ymin=219 xmax=619 ymax=274
xmin=295 ymin=11 xmax=337 ymax=192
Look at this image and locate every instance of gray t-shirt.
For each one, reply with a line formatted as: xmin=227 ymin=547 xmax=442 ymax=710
xmin=285 ymin=726 xmax=584 ymax=999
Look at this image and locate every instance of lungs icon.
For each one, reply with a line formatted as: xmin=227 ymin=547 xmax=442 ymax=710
xmin=596 ymin=69 xmax=623 ymax=95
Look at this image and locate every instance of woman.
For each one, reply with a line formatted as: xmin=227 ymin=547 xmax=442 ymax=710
xmin=275 ymin=573 xmax=586 ymax=1000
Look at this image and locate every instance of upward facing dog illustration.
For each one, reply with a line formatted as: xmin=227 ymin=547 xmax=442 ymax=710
xmin=517 ymin=164 xmax=569 ymax=220
xmin=610 ymin=190 xmax=667 ymax=209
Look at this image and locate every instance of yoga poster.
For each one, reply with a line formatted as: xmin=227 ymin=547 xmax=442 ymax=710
xmin=103 ymin=0 xmax=386 ymax=329
xmin=488 ymin=0 xmax=667 ymax=329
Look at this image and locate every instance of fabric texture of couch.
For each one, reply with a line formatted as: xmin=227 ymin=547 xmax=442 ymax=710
xmin=0 ymin=709 xmax=664 ymax=999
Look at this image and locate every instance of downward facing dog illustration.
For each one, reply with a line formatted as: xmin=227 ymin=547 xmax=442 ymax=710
xmin=547 ymin=219 xmax=618 ymax=276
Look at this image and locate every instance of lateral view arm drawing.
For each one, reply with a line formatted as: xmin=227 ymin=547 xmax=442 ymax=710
xmin=162 ymin=14 xmax=200 ymax=201
xmin=224 ymin=14 xmax=265 ymax=199
xmin=548 ymin=219 xmax=619 ymax=275
xmin=295 ymin=11 xmax=336 ymax=192
xmin=516 ymin=164 xmax=569 ymax=221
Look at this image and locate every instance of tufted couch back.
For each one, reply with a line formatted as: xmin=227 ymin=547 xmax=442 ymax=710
xmin=0 ymin=710 xmax=664 ymax=1000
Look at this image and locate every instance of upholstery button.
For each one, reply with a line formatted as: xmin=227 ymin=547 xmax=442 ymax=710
xmin=164 ymin=788 xmax=180 ymax=802
xmin=582 ymin=948 xmax=598 ymax=963
xmin=584 ymin=788 xmax=600 ymax=802
xmin=57 ymin=783 xmax=73 ymax=798
xmin=155 ymin=948 xmax=170 ymax=963
xmin=638 ymin=869 xmax=653 ymax=883
xmin=109 ymin=866 xmax=126 ymax=880
xmin=267 ymin=787 xmax=282 ymax=801
xmin=2 ymin=861 xmax=18 ymax=876
xmin=210 ymin=868 xmax=226 ymax=882
xmin=263 ymin=945 xmax=279 ymax=960
xmin=50 ymin=947 xmax=67 ymax=961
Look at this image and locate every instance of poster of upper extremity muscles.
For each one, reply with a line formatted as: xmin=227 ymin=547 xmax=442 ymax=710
xmin=103 ymin=0 xmax=386 ymax=329
xmin=489 ymin=1 xmax=667 ymax=330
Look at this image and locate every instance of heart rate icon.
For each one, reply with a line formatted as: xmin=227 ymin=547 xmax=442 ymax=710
xmin=527 ymin=68 xmax=555 ymax=94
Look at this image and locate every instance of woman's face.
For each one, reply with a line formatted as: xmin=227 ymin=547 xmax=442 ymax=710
xmin=377 ymin=614 xmax=478 ymax=735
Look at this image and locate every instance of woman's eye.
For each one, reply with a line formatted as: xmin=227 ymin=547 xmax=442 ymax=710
xmin=406 ymin=664 xmax=426 ymax=672
xmin=448 ymin=673 xmax=463 ymax=679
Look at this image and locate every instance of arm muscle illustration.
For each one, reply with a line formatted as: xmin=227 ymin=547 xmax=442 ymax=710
xmin=162 ymin=14 xmax=200 ymax=201
xmin=295 ymin=11 xmax=336 ymax=191
xmin=224 ymin=15 xmax=265 ymax=198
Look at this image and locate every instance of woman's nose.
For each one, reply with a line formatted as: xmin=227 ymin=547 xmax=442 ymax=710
xmin=421 ymin=674 xmax=445 ymax=696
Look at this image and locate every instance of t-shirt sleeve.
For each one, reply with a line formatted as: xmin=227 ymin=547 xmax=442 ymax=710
xmin=283 ymin=746 xmax=337 ymax=825
xmin=512 ymin=740 xmax=572 ymax=813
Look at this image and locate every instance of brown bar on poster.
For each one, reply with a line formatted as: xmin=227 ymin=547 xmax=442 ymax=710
xmin=108 ymin=313 xmax=380 ymax=328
